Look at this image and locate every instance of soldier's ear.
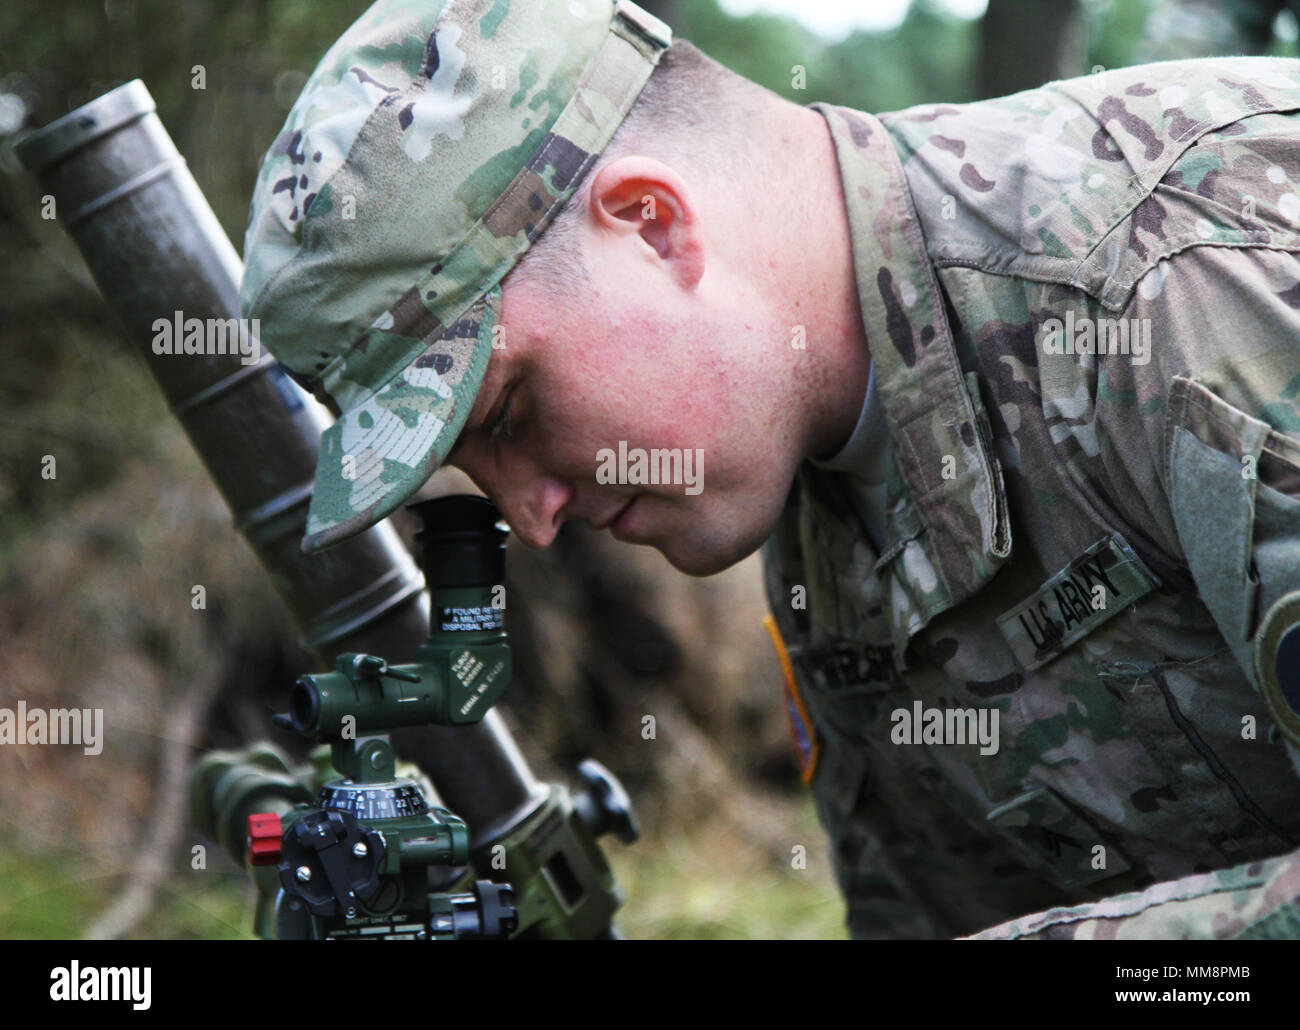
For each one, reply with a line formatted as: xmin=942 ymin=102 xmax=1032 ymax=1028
xmin=585 ymin=155 xmax=704 ymax=290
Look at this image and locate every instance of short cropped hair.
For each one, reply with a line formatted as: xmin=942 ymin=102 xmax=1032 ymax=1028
xmin=508 ymin=39 xmax=781 ymax=298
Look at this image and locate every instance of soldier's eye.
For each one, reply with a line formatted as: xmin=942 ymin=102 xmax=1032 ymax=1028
xmin=487 ymin=381 xmax=519 ymax=442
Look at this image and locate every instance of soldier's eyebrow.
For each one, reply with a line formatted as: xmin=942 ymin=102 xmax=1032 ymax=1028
xmin=447 ymin=372 xmax=506 ymax=462
xmin=446 ymin=400 xmax=483 ymax=463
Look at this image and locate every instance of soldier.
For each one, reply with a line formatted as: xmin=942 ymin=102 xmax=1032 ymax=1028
xmin=240 ymin=0 xmax=1300 ymax=938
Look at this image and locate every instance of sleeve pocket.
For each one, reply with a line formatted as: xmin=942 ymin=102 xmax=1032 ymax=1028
xmin=1165 ymin=377 xmax=1300 ymax=644
xmin=1164 ymin=377 xmax=1300 ymax=740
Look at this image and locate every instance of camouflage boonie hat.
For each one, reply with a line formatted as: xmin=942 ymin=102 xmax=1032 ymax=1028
xmin=241 ymin=0 xmax=671 ymax=553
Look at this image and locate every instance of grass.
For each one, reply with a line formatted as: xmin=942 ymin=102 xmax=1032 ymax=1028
xmin=609 ymin=799 xmax=848 ymax=940
xmin=0 ymin=849 xmax=256 ymax=940
xmin=0 ymin=797 xmax=845 ymax=940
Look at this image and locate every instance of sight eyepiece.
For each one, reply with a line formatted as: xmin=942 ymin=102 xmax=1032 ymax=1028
xmin=409 ymin=494 xmax=508 ymax=590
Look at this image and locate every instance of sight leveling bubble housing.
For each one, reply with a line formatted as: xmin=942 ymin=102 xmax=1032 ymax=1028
xmin=254 ymin=495 xmax=520 ymax=940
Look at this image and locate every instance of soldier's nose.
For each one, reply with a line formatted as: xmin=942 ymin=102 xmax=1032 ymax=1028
xmin=499 ymin=476 xmax=571 ymax=550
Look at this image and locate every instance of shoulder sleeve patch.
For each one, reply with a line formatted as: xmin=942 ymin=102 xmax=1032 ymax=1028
xmin=1255 ymin=590 xmax=1300 ymax=748
xmin=763 ymin=615 xmax=819 ymax=784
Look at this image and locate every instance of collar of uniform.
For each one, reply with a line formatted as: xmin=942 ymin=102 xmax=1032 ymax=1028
xmin=811 ymin=102 xmax=1011 ymax=610
xmin=811 ymin=360 xmax=890 ymax=482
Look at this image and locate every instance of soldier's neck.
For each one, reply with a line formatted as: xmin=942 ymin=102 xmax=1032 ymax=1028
xmin=776 ymin=101 xmax=873 ymax=464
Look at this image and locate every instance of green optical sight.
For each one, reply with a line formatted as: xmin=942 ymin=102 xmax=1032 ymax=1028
xmin=283 ymin=496 xmax=512 ymax=739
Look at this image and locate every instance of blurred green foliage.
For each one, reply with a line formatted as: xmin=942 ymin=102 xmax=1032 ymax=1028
xmin=0 ymin=849 xmax=256 ymax=939
xmin=0 ymin=798 xmax=844 ymax=939
xmin=670 ymin=0 xmax=981 ymax=112
xmin=609 ymin=799 xmax=847 ymax=939
xmin=0 ymin=0 xmax=995 ymax=250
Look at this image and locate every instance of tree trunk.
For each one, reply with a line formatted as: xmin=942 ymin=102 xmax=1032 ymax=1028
xmin=979 ymin=0 xmax=1087 ymax=99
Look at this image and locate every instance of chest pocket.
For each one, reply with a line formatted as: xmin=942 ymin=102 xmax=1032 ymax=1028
xmin=985 ymin=785 xmax=1134 ymax=892
xmin=792 ymin=464 xmax=918 ymax=722
xmin=798 ymin=467 xmax=891 ymax=646
xmin=788 ymin=466 xmax=927 ymax=767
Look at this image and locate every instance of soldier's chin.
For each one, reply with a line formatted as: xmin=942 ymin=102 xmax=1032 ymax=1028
xmin=655 ymin=527 xmax=764 ymax=578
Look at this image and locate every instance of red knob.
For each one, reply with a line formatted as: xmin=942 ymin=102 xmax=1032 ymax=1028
xmin=247 ymin=812 xmax=283 ymax=867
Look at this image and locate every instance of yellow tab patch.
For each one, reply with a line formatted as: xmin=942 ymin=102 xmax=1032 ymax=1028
xmin=763 ymin=615 xmax=819 ymax=784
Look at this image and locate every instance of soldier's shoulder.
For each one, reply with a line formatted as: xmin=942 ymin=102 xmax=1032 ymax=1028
xmin=880 ymin=57 xmax=1300 ymax=310
xmin=882 ymin=56 xmax=1300 ymax=181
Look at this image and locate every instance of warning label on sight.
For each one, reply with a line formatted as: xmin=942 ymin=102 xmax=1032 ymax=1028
xmin=439 ymin=606 xmax=504 ymax=632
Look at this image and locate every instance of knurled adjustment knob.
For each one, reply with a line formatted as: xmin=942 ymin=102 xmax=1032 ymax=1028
xmin=247 ymin=812 xmax=284 ymax=867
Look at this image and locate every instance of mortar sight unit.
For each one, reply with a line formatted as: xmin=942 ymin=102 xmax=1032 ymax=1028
xmin=251 ymin=496 xmax=517 ymax=940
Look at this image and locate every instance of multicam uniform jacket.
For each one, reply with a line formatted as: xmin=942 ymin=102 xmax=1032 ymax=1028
xmin=763 ymin=57 xmax=1300 ymax=939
